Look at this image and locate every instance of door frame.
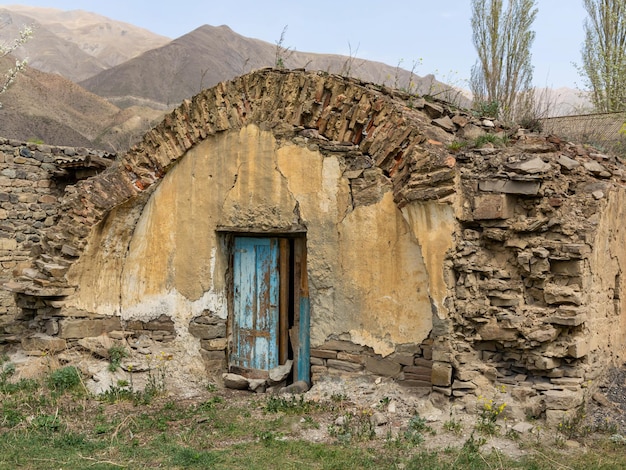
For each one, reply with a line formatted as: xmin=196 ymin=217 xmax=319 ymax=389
xmin=220 ymin=231 xmax=310 ymax=384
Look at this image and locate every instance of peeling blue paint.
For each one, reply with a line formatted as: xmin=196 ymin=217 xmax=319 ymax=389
xmin=232 ymin=237 xmax=279 ymax=371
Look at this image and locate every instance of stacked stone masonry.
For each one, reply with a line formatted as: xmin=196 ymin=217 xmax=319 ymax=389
xmin=0 ymin=139 xmax=114 ymax=341
xmin=2 ymin=69 xmax=626 ymax=424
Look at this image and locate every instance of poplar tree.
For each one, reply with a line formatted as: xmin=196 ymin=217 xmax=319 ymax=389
xmin=470 ymin=0 xmax=538 ymax=122
xmin=580 ymin=0 xmax=626 ymax=113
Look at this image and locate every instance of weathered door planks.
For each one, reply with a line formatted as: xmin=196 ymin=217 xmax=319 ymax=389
xmin=230 ymin=235 xmax=310 ymax=384
xmin=232 ymin=237 xmax=279 ymax=375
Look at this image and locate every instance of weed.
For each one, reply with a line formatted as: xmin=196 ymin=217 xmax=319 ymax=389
xmin=2 ymin=401 xmax=25 ymax=427
xmin=107 ymin=345 xmax=128 ymax=372
xmin=191 ymin=396 xmax=222 ymax=415
xmin=557 ymin=406 xmax=589 ymax=439
xmin=447 ymin=140 xmax=468 ymax=153
xmin=32 ymin=413 xmax=63 ymax=433
xmin=301 ymin=416 xmax=320 ymax=429
xmin=256 ymin=430 xmax=284 ymax=444
xmin=330 ymin=392 xmax=348 ymax=403
xmin=400 ymin=413 xmax=435 ymax=446
xmin=0 ymin=356 xmax=38 ymax=394
xmin=46 ymin=366 xmax=82 ymax=394
xmin=329 ymin=408 xmax=375 ymax=443
xmin=0 ymin=354 xmax=15 ymax=383
xmin=475 ymin=396 xmax=506 ymax=436
xmin=596 ymin=417 xmax=620 ymax=435
xmin=171 ymin=447 xmax=220 ymax=467
xmin=443 ymin=410 xmax=463 ymax=435
xmin=143 ymin=351 xmax=172 ymax=399
xmin=98 ymin=380 xmax=138 ymax=404
xmin=462 ymin=431 xmax=487 ymax=454
xmin=274 ymin=25 xmax=293 ymax=69
xmin=474 ymin=100 xmax=499 ymax=119
xmin=264 ymin=394 xmax=316 ymax=415
xmin=505 ymin=427 xmax=521 ymax=441
xmin=53 ymin=432 xmax=88 ymax=449
xmin=472 ymin=133 xmax=508 ymax=148
xmin=377 ymin=396 xmax=391 ymax=409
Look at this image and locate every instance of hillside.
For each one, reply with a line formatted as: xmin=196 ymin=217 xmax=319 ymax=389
xmin=0 ymin=5 xmax=590 ymax=149
xmin=0 ymin=5 xmax=170 ymax=82
xmin=0 ymin=56 xmax=163 ymax=150
xmin=79 ymin=24 xmax=467 ymax=110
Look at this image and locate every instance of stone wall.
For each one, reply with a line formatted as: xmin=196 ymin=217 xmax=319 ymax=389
xmin=0 ymin=139 xmax=113 ymax=342
xmin=439 ymin=134 xmax=626 ymax=424
xmin=3 ymin=69 xmax=626 ymax=420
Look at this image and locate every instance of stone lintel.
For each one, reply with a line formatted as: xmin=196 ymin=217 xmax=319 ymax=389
xmin=478 ymin=179 xmax=540 ymax=195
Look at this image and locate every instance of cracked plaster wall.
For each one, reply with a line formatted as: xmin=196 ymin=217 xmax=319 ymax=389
xmin=587 ymin=189 xmax=626 ymax=365
xmin=65 ymin=124 xmax=442 ymax=355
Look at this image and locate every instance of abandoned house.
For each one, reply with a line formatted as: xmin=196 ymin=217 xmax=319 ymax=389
xmin=2 ymin=68 xmax=626 ymax=425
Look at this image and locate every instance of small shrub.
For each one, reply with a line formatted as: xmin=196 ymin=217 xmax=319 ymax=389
xmin=47 ymin=366 xmax=82 ymax=394
xmin=519 ymin=115 xmax=543 ymax=133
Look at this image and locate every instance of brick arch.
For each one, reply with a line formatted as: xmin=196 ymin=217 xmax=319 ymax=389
xmin=38 ymin=68 xmax=456 ymax=291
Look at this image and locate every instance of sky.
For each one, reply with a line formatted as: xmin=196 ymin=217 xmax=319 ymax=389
xmin=5 ymin=1 xmax=589 ymax=90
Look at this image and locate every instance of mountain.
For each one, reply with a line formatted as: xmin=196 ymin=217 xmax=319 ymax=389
xmin=0 ymin=5 xmax=588 ymax=150
xmin=0 ymin=55 xmax=163 ymax=150
xmin=79 ymin=24 xmax=467 ymax=110
xmin=0 ymin=5 xmax=170 ymax=82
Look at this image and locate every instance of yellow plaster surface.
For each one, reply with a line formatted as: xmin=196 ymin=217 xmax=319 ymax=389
xmin=68 ymin=125 xmax=442 ymax=355
xmin=401 ymin=201 xmax=457 ymax=319
xmin=589 ymin=188 xmax=626 ymax=362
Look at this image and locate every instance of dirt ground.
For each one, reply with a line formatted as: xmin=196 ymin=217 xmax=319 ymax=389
xmin=6 ymin=345 xmax=626 ymax=459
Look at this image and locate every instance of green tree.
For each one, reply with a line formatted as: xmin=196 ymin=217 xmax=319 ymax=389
xmin=470 ymin=0 xmax=538 ymax=122
xmin=580 ymin=0 xmax=626 ymax=112
xmin=0 ymin=25 xmax=32 ymax=107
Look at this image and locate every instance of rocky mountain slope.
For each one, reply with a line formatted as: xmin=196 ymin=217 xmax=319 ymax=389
xmin=0 ymin=55 xmax=163 ymax=150
xmin=0 ymin=5 xmax=170 ymax=82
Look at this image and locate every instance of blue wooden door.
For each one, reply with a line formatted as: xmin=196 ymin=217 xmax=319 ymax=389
xmin=231 ymin=237 xmax=279 ymax=374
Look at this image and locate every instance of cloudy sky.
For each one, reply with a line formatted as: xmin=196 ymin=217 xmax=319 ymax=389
xmin=4 ymin=1 xmax=589 ymax=89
